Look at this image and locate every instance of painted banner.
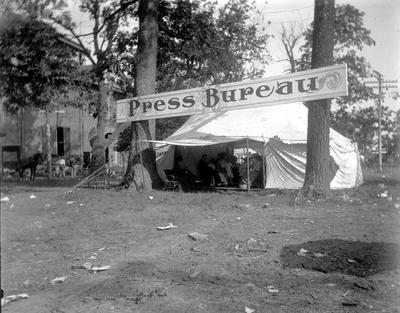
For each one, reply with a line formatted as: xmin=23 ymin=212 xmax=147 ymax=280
xmin=116 ymin=64 xmax=347 ymax=123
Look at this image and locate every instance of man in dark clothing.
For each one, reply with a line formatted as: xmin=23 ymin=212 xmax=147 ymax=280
xmin=197 ymin=154 xmax=216 ymax=186
xmin=174 ymin=156 xmax=195 ymax=191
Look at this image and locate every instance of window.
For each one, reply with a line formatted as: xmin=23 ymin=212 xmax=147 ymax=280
xmin=56 ymin=127 xmax=70 ymax=156
xmin=2 ymin=145 xmax=20 ymax=169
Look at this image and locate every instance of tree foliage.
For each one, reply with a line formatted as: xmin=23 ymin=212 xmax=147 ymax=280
xmin=36 ymin=0 xmax=140 ymax=170
xmin=116 ymin=0 xmax=270 ymax=91
xmin=298 ymin=4 xmax=376 ymax=107
xmin=115 ymin=0 xmax=270 ymax=143
xmin=158 ymin=0 xmax=270 ymax=89
xmin=331 ymin=106 xmax=400 ymax=161
xmin=0 ymin=15 xmax=82 ymax=111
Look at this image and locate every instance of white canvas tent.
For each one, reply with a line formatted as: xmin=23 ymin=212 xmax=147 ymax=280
xmin=155 ymin=103 xmax=363 ymax=189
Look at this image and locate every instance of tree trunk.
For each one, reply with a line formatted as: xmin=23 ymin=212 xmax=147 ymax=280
xmin=125 ymin=0 xmax=162 ymax=190
xmin=90 ymin=80 xmax=109 ymax=172
xmin=303 ymin=0 xmax=335 ymax=198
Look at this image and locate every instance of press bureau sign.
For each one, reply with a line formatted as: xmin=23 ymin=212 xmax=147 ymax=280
xmin=116 ymin=64 xmax=348 ymax=123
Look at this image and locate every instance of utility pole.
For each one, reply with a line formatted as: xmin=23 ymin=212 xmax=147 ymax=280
xmin=375 ymin=71 xmax=382 ymax=173
xmin=365 ymin=73 xmax=398 ymax=173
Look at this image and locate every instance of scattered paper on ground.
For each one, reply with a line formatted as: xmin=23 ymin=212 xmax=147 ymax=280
xmin=266 ymin=285 xmax=279 ymax=293
xmin=156 ymin=222 xmax=178 ymax=230
xmin=91 ymin=265 xmax=110 ymax=272
xmin=188 ymin=232 xmax=209 ymax=241
xmin=1 ymin=294 xmax=29 ymax=306
xmin=50 ymin=276 xmax=67 ymax=284
xmin=297 ymin=248 xmax=308 ymax=256
xmin=245 ymin=307 xmax=255 ymax=313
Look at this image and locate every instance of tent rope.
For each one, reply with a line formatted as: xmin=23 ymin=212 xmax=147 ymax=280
xmin=137 ymin=123 xmax=146 ymax=182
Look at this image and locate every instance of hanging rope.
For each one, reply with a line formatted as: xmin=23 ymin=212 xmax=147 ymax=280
xmin=136 ymin=122 xmax=146 ymax=183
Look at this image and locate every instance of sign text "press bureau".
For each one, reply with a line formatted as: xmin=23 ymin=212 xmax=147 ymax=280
xmin=116 ymin=64 xmax=347 ymax=122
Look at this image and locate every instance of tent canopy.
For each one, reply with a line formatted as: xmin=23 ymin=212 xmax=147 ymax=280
xmin=158 ymin=103 xmax=316 ymax=145
xmin=155 ymin=103 xmax=363 ymax=189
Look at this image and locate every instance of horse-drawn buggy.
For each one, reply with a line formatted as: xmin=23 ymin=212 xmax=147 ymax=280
xmin=2 ymin=152 xmax=44 ymax=181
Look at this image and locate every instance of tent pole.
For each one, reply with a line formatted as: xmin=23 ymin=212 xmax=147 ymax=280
xmin=262 ymin=142 xmax=266 ymax=188
xmin=246 ymin=137 xmax=250 ymax=193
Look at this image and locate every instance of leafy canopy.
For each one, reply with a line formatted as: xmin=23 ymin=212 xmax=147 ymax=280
xmin=116 ymin=0 xmax=270 ymax=92
xmin=299 ymin=4 xmax=376 ymax=107
xmin=115 ymin=0 xmax=271 ymax=143
xmin=0 ymin=15 xmax=82 ymax=111
xmin=331 ymin=106 xmax=399 ymax=160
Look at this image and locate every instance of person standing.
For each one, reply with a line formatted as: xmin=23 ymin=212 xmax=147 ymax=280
xmin=56 ymin=155 xmax=66 ymax=178
xmin=69 ymin=155 xmax=76 ymax=177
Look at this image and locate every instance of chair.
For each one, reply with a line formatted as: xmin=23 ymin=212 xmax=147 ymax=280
xmin=161 ymin=170 xmax=183 ymax=191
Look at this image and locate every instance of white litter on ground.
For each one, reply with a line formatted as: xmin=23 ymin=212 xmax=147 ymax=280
xmin=156 ymin=222 xmax=178 ymax=230
xmin=297 ymin=248 xmax=308 ymax=256
xmin=91 ymin=265 xmax=111 ymax=272
xmin=1 ymin=294 xmax=29 ymax=306
xmin=50 ymin=276 xmax=67 ymax=284
xmin=245 ymin=307 xmax=255 ymax=313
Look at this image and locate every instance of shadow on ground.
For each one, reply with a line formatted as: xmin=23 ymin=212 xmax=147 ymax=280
xmin=280 ymin=239 xmax=400 ymax=277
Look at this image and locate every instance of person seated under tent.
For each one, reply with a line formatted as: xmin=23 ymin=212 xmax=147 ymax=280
xmin=216 ymin=152 xmax=234 ymax=186
xmin=250 ymin=154 xmax=263 ymax=188
xmin=197 ymin=154 xmax=217 ymax=187
xmin=239 ymin=154 xmax=263 ymax=189
xmin=229 ymin=155 xmax=241 ymax=187
xmin=173 ymin=156 xmax=196 ymax=191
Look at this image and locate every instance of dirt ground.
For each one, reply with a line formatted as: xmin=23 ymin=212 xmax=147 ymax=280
xmin=1 ymin=166 xmax=400 ymax=313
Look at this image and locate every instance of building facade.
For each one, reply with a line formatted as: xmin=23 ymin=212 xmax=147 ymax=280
xmin=0 ymin=101 xmax=96 ymax=171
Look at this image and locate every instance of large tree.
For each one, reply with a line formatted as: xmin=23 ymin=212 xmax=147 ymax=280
xmin=123 ymin=0 xmax=161 ymax=191
xmin=303 ymin=0 xmax=335 ymax=197
xmin=279 ymin=2 xmax=377 ymax=195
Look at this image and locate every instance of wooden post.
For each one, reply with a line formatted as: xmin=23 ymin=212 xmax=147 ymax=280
xmin=246 ymin=137 xmax=250 ymax=193
xmin=262 ymin=142 xmax=266 ymax=188
xmin=376 ymin=71 xmax=383 ymax=173
xmin=46 ymin=110 xmax=52 ymax=180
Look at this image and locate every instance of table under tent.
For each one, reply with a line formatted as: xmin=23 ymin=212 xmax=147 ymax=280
xmin=155 ymin=103 xmax=363 ymax=190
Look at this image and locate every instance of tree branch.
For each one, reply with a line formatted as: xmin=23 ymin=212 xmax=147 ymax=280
xmin=97 ymin=0 xmax=139 ymax=34
xmin=92 ymin=1 xmax=100 ymax=56
xmin=48 ymin=16 xmax=96 ymax=65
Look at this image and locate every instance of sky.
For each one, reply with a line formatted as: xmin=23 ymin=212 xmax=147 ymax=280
xmin=69 ymin=0 xmax=400 ymax=108
xmin=251 ymin=0 xmax=400 ymax=110
xmin=258 ymin=0 xmax=400 ymax=81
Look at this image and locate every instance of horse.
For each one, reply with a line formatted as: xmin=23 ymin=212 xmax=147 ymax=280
xmin=15 ymin=152 xmax=44 ymax=181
